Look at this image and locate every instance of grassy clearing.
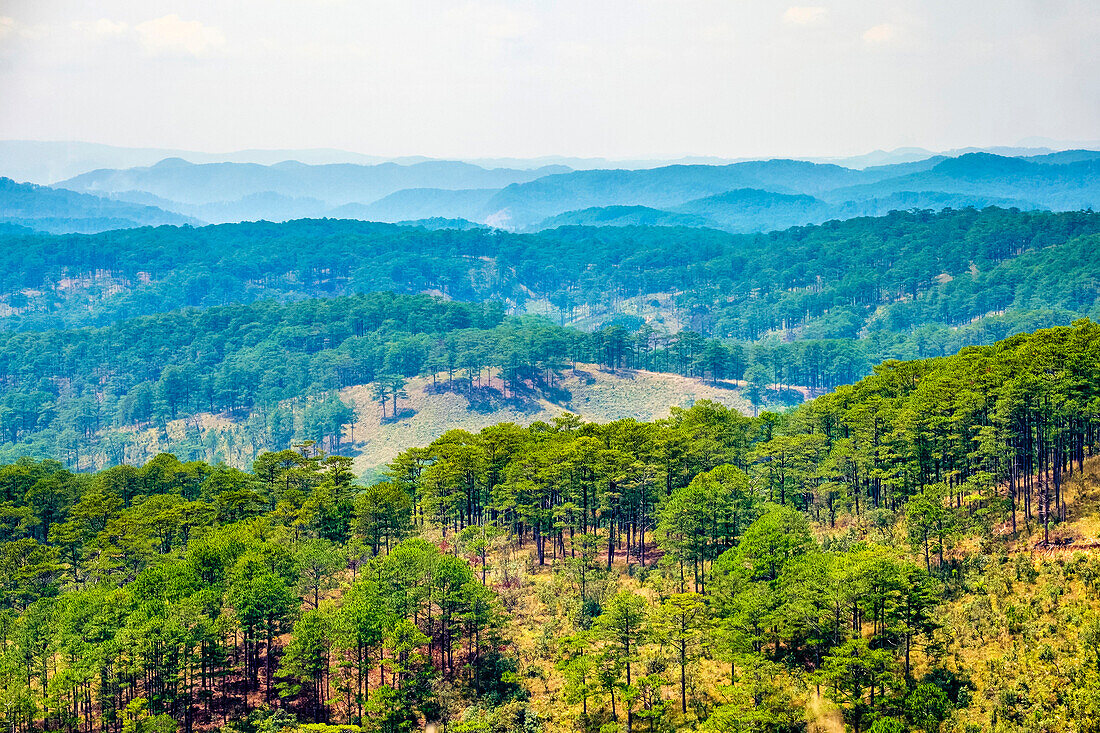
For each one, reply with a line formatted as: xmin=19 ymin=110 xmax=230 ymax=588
xmin=342 ymin=365 xmax=759 ymax=476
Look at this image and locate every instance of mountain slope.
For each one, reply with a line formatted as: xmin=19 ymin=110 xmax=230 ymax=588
xmin=536 ymin=189 xmax=1042 ymax=234
xmin=479 ymin=160 xmax=865 ymax=227
xmin=536 ymin=205 xmax=710 ymax=229
xmin=124 ymin=366 xmax=758 ymax=475
xmin=331 ymin=188 xmax=499 ymax=223
xmin=671 ymin=188 xmax=834 ymax=231
xmin=0 ymin=177 xmax=200 ymax=233
xmin=477 ymin=156 xmax=1012 ymax=228
xmin=0 ymin=209 xmax=1097 ymax=341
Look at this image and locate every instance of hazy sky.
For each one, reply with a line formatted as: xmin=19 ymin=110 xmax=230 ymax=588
xmin=1 ymin=0 xmax=1097 ymax=159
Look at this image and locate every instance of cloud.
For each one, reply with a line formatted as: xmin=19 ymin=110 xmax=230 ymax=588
xmin=862 ymin=23 xmax=896 ymax=44
xmin=72 ymin=18 xmax=130 ymax=37
xmin=90 ymin=19 xmax=129 ymax=37
xmin=0 ymin=16 xmax=50 ymax=42
xmin=134 ymin=14 xmax=225 ymax=57
xmin=783 ymin=7 xmax=827 ymax=26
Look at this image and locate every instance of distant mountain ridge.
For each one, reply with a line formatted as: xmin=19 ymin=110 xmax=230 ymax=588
xmin=467 ymin=154 xmax=1093 ymax=229
xmin=58 ymin=158 xmax=570 ymax=207
xmin=825 ymin=153 xmax=1100 ymax=210
xmin=3 ymin=147 xmax=1095 ymax=234
xmin=9 ymin=138 xmax=1099 ymax=183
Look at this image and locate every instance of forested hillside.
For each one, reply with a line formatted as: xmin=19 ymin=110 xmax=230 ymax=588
xmin=0 ymin=208 xmax=1097 ymax=343
xmin=2 ymin=321 xmax=1100 ymax=733
xmin=0 ymin=207 xmax=1098 ymax=470
xmin=0 ymin=288 xmax=823 ymax=471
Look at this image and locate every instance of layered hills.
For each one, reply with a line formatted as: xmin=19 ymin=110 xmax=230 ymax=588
xmin=5 ymin=149 xmax=1090 ymax=233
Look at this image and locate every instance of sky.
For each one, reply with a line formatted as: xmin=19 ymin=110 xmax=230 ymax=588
xmin=0 ymin=0 xmax=1097 ymax=160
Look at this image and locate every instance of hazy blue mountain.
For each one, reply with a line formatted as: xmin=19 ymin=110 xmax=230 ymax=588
xmin=0 ymin=177 xmax=200 ymax=233
xmin=813 ymin=147 xmax=939 ymax=168
xmin=827 ymin=153 xmax=1100 ymax=209
xmin=90 ymin=188 xmax=329 ymax=224
xmin=479 ymin=160 xmax=871 ymax=228
xmin=1023 ymin=149 xmax=1100 ymax=165
xmin=536 ymin=205 xmax=711 ymax=229
xmin=184 ymin=192 xmax=330 ymax=223
xmin=57 ymin=158 xmax=571 ymax=207
xmin=534 ymin=189 xmax=1043 ymax=234
xmin=477 ymin=158 xmax=974 ymax=228
xmin=853 ymin=156 xmax=949 ymax=179
xmin=670 ymin=189 xmax=833 ymax=231
xmin=330 ymin=188 xmax=498 ymax=223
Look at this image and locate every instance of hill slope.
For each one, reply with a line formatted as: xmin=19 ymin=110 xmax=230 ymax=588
xmin=128 ymin=366 xmax=760 ymax=476
xmin=829 ymin=153 xmax=1100 ymax=209
xmin=0 ymin=209 xmax=1097 ymax=354
xmin=0 ymin=177 xmax=200 ymax=233
xmin=2 ymin=322 xmax=1100 ymax=732
xmin=535 ymin=189 xmax=1042 ymax=233
xmin=330 ymin=188 xmax=498 ymax=223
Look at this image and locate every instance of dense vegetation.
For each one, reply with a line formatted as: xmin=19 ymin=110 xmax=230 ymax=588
xmin=3 ymin=321 xmax=1100 ymax=732
xmin=0 ymin=449 xmax=525 ymax=733
xmin=1 ymin=207 xmax=1099 ymax=468
xmin=0 ymin=287 xmax=874 ymax=470
xmin=0 ymin=209 xmax=1096 ymax=346
xmin=0 ymin=293 xmax=520 ymax=467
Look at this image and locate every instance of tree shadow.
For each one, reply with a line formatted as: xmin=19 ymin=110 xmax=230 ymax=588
xmin=421 ymin=374 xmax=576 ymax=414
xmin=381 ymin=407 xmax=417 ymax=424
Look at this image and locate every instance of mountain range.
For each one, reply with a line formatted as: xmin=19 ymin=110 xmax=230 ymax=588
xmin=3 ymin=146 xmax=1100 ymax=234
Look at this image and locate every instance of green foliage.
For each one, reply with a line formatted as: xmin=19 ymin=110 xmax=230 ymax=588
xmin=3 ymin=208 xmax=1100 ymax=468
xmin=1 ymin=320 xmax=1100 ymax=732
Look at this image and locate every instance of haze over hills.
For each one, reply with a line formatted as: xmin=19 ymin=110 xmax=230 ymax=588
xmin=58 ymin=158 xmax=570 ymax=208
xmin=0 ymin=140 xmax=753 ymax=184
xmin=0 ymin=142 xmax=1097 ymax=234
xmin=0 ymin=140 xmax=404 ymax=184
xmin=6 ymin=138 xmax=1099 ymax=184
xmin=539 ymin=189 xmax=1044 ymax=233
